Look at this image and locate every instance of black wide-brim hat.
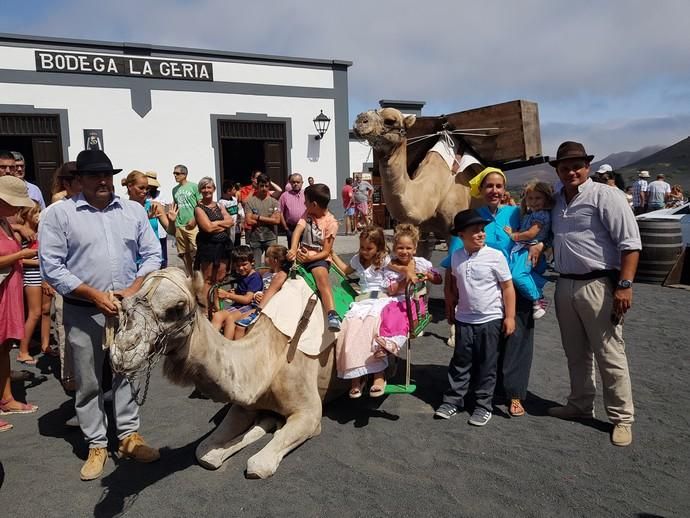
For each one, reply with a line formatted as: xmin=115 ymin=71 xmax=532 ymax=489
xmin=548 ymin=141 xmax=594 ymax=167
xmin=75 ymin=149 xmax=122 ymax=175
xmin=451 ymin=208 xmax=489 ymax=234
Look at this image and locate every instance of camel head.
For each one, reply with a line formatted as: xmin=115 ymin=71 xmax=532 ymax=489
xmin=353 ymin=108 xmax=416 ymax=154
xmin=110 ymin=267 xmax=204 ymax=377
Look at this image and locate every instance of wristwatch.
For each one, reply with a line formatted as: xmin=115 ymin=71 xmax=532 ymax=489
xmin=616 ymin=279 xmax=633 ymax=289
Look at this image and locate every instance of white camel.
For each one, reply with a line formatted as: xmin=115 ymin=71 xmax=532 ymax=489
xmin=109 ymin=268 xmax=345 ymax=478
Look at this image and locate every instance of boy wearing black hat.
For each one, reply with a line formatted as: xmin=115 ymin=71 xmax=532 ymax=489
xmin=435 ymin=209 xmax=516 ymax=426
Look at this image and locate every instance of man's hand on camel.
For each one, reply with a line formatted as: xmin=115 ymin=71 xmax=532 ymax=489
xmin=91 ymin=290 xmax=119 ymax=317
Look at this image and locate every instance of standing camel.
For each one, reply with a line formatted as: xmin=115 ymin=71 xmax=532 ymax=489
xmin=109 ymin=268 xmax=345 ymax=478
xmin=353 ymin=107 xmax=484 ymax=254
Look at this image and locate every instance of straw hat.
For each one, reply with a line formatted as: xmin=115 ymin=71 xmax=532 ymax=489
xmin=145 ymin=171 xmax=160 ymax=188
xmin=0 ymin=175 xmax=34 ymax=207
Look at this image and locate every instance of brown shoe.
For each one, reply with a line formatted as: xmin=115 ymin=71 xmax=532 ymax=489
xmin=548 ymin=404 xmax=594 ymax=420
xmin=611 ymin=424 xmax=633 ymax=447
xmin=80 ymin=447 xmax=108 ymax=481
xmin=118 ymin=432 xmax=160 ymax=463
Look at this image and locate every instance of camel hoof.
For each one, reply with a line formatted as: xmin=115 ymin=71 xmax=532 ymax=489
xmin=246 ymin=455 xmax=278 ymax=479
xmin=196 ymin=449 xmax=224 ymax=470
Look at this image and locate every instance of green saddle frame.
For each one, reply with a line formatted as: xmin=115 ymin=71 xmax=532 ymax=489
xmin=289 ymin=263 xmax=358 ymax=319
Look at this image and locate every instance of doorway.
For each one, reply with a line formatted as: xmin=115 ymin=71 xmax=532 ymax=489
xmin=0 ymin=114 xmax=63 ymax=202
xmin=217 ymin=119 xmax=287 ymax=189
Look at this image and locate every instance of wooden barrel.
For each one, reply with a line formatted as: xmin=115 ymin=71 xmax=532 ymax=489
xmin=636 ymin=219 xmax=683 ymax=284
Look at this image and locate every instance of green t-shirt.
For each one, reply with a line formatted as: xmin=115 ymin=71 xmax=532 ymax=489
xmin=172 ymin=182 xmax=201 ymax=227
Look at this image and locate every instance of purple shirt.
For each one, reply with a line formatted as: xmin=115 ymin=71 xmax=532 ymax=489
xmin=279 ymin=189 xmax=305 ymax=227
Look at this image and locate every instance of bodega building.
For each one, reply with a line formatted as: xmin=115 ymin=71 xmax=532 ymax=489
xmin=0 ymin=33 xmax=351 ymax=201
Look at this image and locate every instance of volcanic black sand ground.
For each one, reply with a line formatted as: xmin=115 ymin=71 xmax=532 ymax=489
xmin=1 ymin=245 xmax=689 ymax=517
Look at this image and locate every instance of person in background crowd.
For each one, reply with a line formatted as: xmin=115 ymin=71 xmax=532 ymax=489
xmin=0 ymin=150 xmax=16 ymax=177
xmin=10 ymin=151 xmax=46 ymax=210
xmin=146 ymin=171 xmax=171 ymax=268
xmin=194 ymin=176 xmax=233 ymax=298
xmin=279 ymin=173 xmax=305 ymax=247
xmin=501 ymin=191 xmax=517 ymax=206
xmin=342 ymin=177 xmax=355 ymax=235
xmin=40 ymin=149 xmax=161 ymax=480
xmin=15 ymin=201 xmax=50 ymax=365
xmin=631 ymin=170 xmax=649 ymax=215
xmin=0 ymin=175 xmax=39 ymax=432
xmin=353 ymin=177 xmax=374 ymax=230
xmin=244 ymin=174 xmax=281 ymax=265
xmin=46 ymin=162 xmax=81 ymax=390
xmin=667 ymin=184 xmax=685 ymax=208
xmin=123 ymin=171 xmax=173 ymax=265
xmin=172 ymin=164 xmax=201 ymax=275
xmin=218 ymin=180 xmax=243 ymax=247
xmin=51 ymin=161 xmax=80 ymax=203
xmin=646 ymin=173 xmax=671 ymax=211
xmin=307 ymin=176 xmax=315 ymax=186
xmin=548 ymin=141 xmax=640 ymax=447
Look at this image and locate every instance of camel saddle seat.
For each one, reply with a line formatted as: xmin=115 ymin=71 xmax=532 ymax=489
xmin=289 ymin=263 xmax=358 ymax=319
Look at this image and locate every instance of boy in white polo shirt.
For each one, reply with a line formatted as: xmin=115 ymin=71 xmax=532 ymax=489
xmin=435 ymin=209 xmax=516 ymax=426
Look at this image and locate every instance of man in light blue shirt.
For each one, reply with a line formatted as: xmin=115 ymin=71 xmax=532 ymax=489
xmin=40 ymin=149 xmax=161 ymax=481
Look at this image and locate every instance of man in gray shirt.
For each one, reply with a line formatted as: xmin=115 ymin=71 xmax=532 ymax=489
xmin=646 ymin=173 xmax=671 ymax=211
xmin=353 ymin=177 xmax=373 ymax=230
xmin=548 ymin=141 xmax=641 ymax=448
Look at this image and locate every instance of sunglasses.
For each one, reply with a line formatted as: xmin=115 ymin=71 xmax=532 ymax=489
xmin=173 ymin=172 xmax=186 ymax=176
xmin=557 ymin=162 xmax=587 ymax=174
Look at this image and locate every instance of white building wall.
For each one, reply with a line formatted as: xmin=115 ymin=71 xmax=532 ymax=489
xmin=349 ymin=139 xmax=373 ymax=175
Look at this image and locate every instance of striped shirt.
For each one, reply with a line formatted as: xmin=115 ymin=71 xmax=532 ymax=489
xmin=631 ymin=179 xmax=647 ymax=208
xmin=552 ymin=180 xmax=641 ymax=275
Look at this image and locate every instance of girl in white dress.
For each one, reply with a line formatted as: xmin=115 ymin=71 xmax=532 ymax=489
xmin=331 ymin=226 xmax=390 ymax=398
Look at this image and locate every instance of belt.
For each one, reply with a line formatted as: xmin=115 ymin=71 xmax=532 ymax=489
xmin=63 ymin=297 xmax=96 ymax=308
xmin=559 ymin=269 xmax=618 ymax=281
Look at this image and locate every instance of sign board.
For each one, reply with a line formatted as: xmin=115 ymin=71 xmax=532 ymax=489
xmin=83 ymin=129 xmax=104 ymax=151
xmin=35 ymin=51 xmax=213 ymax=81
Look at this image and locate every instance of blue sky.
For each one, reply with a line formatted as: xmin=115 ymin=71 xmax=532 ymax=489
xmin=2 ymin=0 xmax=689 ymax=158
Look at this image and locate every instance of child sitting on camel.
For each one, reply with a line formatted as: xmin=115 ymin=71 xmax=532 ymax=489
xmin=287 ymin=183 xmax=341 ymax=331
xmin=234 ymin=244 xmax=292 ymax=337
xmin=212 ymin=245 xmax=263 ymax=339
xmin=331 ymin=226 xmax=390 ymax=398
xmin=376 ymin=224 xmax=442 ymax=359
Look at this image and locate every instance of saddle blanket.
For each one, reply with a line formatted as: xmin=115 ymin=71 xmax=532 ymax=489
xmin=429 ymin=136 xmax=481 ymax=173
xmin=261 ymin=277 xmax=336 ymax=356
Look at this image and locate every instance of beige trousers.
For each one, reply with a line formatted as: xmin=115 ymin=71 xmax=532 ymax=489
xmin=554 ymin=277 xmax=634 ymax=424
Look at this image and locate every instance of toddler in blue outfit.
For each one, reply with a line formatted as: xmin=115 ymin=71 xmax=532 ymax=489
xmin=503 ymin=181 xmax=553 ymax=319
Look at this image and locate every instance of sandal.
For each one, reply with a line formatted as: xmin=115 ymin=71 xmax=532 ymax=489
xmin=0 ymin=399 xmax=38 ymax=415
xmin=0 ymin=419 xmax=13 ymax=432
xmin=369 ymin=379 xmax=387 ymax=398
xmin=509 ymin=399 xmax=525 ymax=417
xmin=348 ymin=379 xmax=366 ymax=399
xmin=16 ymin=357 xmax=38 ymax=365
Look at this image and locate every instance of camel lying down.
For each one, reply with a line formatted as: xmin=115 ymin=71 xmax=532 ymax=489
xmin=109 ymin=268 xmax=346 ymax=478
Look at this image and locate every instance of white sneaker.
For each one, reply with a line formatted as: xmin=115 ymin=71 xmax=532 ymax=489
xmin=533 ymin=299 xmax=547 ymax=320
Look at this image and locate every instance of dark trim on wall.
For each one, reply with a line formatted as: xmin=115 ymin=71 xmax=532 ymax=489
xmin=0 ymin=103 xmax=70 ymax=159
xmin=0 ymin=69 xmax=339 ymax=118
xmin=210 ymin=113 xmax=293 ymax=188
xmin=332 ymin=65 xmax=350 ymax=217
xmin=0 ymin=32 xmax=352 ymax=71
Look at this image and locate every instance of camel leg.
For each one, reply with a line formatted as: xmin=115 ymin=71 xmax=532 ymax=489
xmin=196 ymin=406 xmax=279 ymax=470
xmin=245 ymin=406 xmax=322 ymax=479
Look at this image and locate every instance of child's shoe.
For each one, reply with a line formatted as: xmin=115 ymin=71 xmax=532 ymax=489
xmin=236 ymin=310 xmax=260 ymax=328
xmin=532 ymin=298 xmax=547 ymax=320
xmin=327 ymin=311 xmax=341 ymax=332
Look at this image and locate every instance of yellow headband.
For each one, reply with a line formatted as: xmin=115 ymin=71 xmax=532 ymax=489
xmin=469 ymin=167 xmax=506 ymax=198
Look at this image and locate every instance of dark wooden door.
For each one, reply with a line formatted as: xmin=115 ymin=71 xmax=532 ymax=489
xmin=264 ymin=141 xmax=285 ymax=188
xmin=32 ymin=137 xmax=61 ymax=200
